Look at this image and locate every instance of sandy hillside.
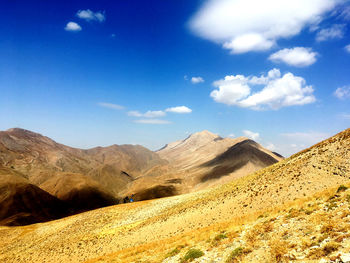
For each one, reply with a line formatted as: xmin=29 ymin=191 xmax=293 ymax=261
xmin=0 ymin=128 xmax=349 ymax=262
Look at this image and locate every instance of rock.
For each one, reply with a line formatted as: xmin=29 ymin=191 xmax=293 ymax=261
xmin=340 ymin=253 xmax=350 ymax=263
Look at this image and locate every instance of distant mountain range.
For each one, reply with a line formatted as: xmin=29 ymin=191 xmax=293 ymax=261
xmin=0 ymin=128 xmax=281 ymax=225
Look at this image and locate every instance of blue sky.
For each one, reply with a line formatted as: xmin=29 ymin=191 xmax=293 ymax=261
xmin=1 ymin=0 xmax=350 ymax=156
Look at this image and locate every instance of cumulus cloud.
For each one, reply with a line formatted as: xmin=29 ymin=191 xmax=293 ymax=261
xmin=316 ymin=24 xmax=345 ymax=41
xmin=189 ymin=0 xmax=340 ymax=53
xmin=98 ymin=102 xmax=124 ymax=110
xmin=243 ymin=130 xmax=260 ymax=141
xmin=345 ymin=44 xmax=350 ymax=53
xmin=133 ymin=119 xmax=171 ymax=124
xmin=191 ymin=77 xmax=204 ymax=84
xmin=77 ymin=9 xmax=106 ymax=22
xmin=334 ymin=86 xmax=350 ymax=99
xmin=128 ymin=110 xmax=166 ymax=118
xmin=65 ymin=22 xmax=82 ymax=31
xmin=166 ymin=106 xmax=192 ymax=114
xmin=211 ymin=69 xmax=316 ymax=110
xmin=269 ymin=47 xmax=318 ymax=67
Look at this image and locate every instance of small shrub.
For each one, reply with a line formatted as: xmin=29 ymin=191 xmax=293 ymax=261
xmin=214 ymin=233 xmax=227 ymax=241
xmin=182 ymin=248 xmax=204 ymax=262
xmin=285 ymin=208 xmax=301 ymax=219
xmin=269 ymin=239 xmax=288 ymax=262
xmin=226 ymin=247 xmax=243 ymax=263
xmin=323 ymin=241 xmax=340 ymax=255
xmin=308 ymin=241 xmax=340 ymax=259
xmin=165 ymin=248 xmax=180 ymax=258
xmin=337 ymin=185 xmax=348 ymax=193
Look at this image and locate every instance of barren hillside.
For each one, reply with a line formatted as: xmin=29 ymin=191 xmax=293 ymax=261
xmin=0 ymin=128 xmax=348 ymax=262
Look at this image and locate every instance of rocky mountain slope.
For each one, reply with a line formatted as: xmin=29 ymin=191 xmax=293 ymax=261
xmin=0 ymin=128 xmax=348 ymax=262
xmin=0 ymin=128 xmax=167 ymax=219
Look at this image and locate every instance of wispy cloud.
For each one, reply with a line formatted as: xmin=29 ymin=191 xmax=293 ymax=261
xmin=165 ymin=106 xmax=192 ymax=114
xmin=339 ymin=113 xmax=350 ymax=119
xmin=269 ymin=47 xmax=318 ymax=67
xmin=133 ymin=119 xmax=171 ymax=124
xmin=191 ymin=77 xmax=204 ymax=84
xmin=243 ymin=130 xmax=260 ymax=141
xmin=345 ymin=44 xmax=350 ymax=53
xmin=281 ymin=131 xmax=329 ymax=146
xmin=76 ymin=9 xmax=106 ymax=22
xmin=316 ymin=24 xmax=345 ymax=42
xmin=189 ymin=0 xmax=340 ymax=53
xmin=211 ymin=69 xmax=315 ymax=110
xmin=98 ymin=102 xmax=124 ymax=110
xmin=128 ymin=110 xmax=166 ymax=118
xmin=334 ymin=86 xmax=350 ymax=99
xmin=65 ymin=22 xmax=82 ymax=32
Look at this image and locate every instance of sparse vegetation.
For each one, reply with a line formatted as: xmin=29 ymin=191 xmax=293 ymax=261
xmin=181 ymin=248 xmax=204 ymax=262
xmin=165 ymin=247 xmax=181 ymax=258
xmin=337 ymin=185 xmax=348 ymax=193
xmin=226 ymin=247 xmax=243 ymax=263
xmin=269 ymin=238 xmax=289 ymax=262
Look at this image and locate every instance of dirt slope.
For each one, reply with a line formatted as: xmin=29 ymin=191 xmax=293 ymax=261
xmin=0 ymin=128 xmax=348 ymax=262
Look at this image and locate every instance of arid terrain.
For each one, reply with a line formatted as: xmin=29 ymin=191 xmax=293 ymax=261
xmin=0 ymin=128 xmax=279 ymax=225
xmin=0 ymin=128 xmax=349 ymax=262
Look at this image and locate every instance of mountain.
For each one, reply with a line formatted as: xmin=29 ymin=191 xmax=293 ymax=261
xmin=0 ymin=128 xmax=282 ymax=225
xmin=0 ymin=165 xmax=69 ymax=226
xmin=1 ymin=128 xmax=348 ymax=262
xmin=0 ymin=128 xmax=166 ymax=212
xmin=128 ymin=130 xmax=282 ymax=195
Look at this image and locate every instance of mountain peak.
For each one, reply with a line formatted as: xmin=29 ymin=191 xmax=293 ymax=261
xmin=5 ymin=128 xmax=43 ymax=138
xmin=188 ymin=130 xmax=220 ymax=140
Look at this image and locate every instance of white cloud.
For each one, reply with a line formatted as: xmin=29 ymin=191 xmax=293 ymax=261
xmin=65 ymin=22 xmax=82 ymax=32
xmin=134 ymin=119 xmax=171 ymax=124
xmin=269 ymin=47 xmax=318 ymax=67
xmin=243 ymin=130 xmax=260 ymax=141
xmin=98 ymin=102 xmax=124 ymax=110
xmin=345 ymin=44 xmax=350 ymax=53
xmin=189 ymin=0 xmax=340 ymax=53
xmin=166 ymin=106 xmax=192 ymax=114
xmin=228 ymin=133 xmax=235 ymax=138
xmin=265 ymin=143 xmax=276 ymax=151
xmin=76 ymin=9 xmax=106 ymax=22
xmin=211 ymin=69 xmax=316 ymax=110
xmin=211 ymin=75 xmax=251 ymax=105
xmin=223 ymin=33 xmax=275 ymax=54
xmin=334 ymin=86 xmax=350 ymax=99
xmin=316 ymin=24 xmax=345 ymax=41
xmin=128 ymin=110 xmax=166 ymax=118
xmin=191 ymin=77 xmax=204 ymax=84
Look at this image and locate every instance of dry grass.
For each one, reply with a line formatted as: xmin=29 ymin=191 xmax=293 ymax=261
xmin=268 ymin=238 xmax=289 ymax=262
